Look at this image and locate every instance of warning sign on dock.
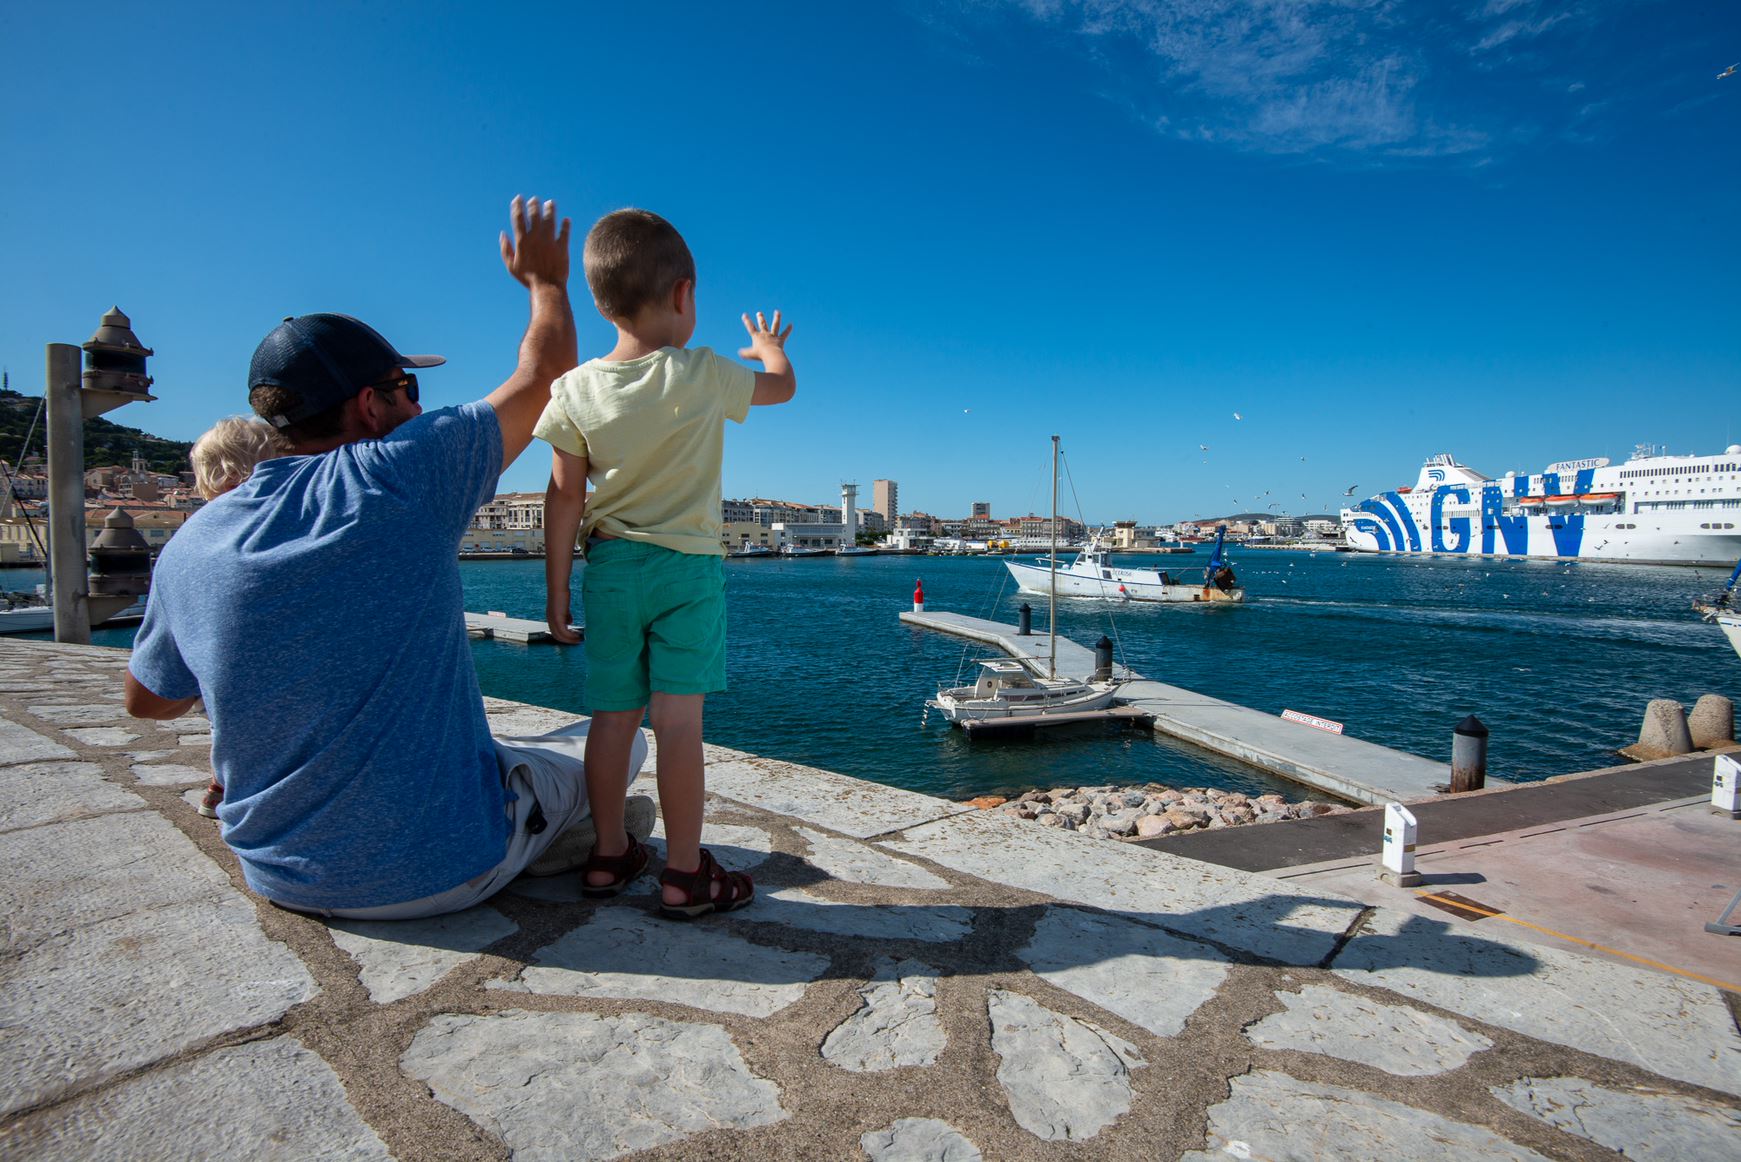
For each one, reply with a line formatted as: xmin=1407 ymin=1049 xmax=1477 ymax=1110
xmin=1280 ymin=709 xmax=1345 ymax=735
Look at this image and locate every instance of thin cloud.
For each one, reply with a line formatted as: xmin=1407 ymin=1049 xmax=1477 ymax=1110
xmin=974 ymin=0 xmax=1603 ymax=159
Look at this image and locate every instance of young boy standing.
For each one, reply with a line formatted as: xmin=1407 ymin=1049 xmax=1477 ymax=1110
xmin=536 ymin=208 xmax=795 ymax=916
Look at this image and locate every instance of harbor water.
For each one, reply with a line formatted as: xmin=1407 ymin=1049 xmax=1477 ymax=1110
xmin=36 ymin=547 xmax=1740 ymax=802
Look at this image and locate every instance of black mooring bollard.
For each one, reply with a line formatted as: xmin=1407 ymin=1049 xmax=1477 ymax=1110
xmin=1018 ymin=603 xmax=1033 ymax=636
xmin=1451 ymin=715 xmax=1489 ymax=793
xmin=1093 ymin=635 xmax=1114 ymax=681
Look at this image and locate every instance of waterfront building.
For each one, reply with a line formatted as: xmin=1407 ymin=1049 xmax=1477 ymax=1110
xmin=970 ymin=501 xmax=991 ymax=519
xmin=872 ymin=479 xmax=898 ymax=526
xmin=721 ymin=520 xmax=779 ymax=552
xmin=474 ymin=492 xmax=545 ymax=531
xmin=722 ymin=497 xmax=762 ymax=525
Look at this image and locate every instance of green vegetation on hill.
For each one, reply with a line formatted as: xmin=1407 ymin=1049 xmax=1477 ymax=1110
xmin=0 ymin=387 xmax=192 ymax=475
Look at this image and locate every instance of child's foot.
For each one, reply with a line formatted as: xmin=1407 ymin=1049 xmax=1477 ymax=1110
xmin=580 ymin=836 xmax=650 ymax=898
xmin=197 ymin=779 xmax=223 ymax=819
xmin=659 ymin=849 xmax=754 ymax=918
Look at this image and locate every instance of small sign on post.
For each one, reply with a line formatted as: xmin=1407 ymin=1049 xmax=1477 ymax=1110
xmin=1713 ymin=754 xmax=1741 ymax=820
xmin=1281 ymin=709 xmax=1345 ymax=735
xmin=1379 ymin=802 xmax=1423 ymax=887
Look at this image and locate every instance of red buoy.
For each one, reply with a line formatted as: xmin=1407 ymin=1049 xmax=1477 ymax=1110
xmin=913 ymin=578 xmax=925 ymax=612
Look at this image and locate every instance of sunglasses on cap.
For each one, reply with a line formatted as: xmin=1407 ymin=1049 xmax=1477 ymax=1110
xmin=368 ymin=373 xmax=420 ymax=404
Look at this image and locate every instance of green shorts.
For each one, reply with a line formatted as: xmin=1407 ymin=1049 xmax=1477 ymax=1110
xmin=582 ymin=539 xmax=727 ymax=711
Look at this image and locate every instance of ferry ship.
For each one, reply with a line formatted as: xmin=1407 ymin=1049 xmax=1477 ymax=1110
xmin=1340 ymin=446 xmax=1741 ymax=566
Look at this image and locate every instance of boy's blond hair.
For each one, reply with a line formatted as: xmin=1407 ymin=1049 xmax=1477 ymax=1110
xmin=191 ymin=416 xmax=288 ymax=500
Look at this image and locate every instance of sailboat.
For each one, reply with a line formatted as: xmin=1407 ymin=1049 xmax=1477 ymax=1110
xmin=1695 ymin=558 xmax=1741 ymax=662
xmin=927 ymin=436 xmax=1120 ymax=725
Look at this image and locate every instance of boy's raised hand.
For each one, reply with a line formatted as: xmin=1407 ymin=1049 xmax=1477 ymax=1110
xmin=738 ymin=310 xmax=792 ymax=363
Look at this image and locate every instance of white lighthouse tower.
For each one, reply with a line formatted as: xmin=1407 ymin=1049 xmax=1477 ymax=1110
xmin=841 ymin=482 xmax=858 ymax=547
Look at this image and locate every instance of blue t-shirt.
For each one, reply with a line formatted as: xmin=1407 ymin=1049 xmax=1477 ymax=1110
xmin=129 ymin=402 xmax=511 ymax=909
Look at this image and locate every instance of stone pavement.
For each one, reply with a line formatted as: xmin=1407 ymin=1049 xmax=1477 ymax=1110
xmin=1 ymin=639 xmax=1738 ymax=1160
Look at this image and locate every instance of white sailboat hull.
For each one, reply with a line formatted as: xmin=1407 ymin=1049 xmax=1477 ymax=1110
xmin=1718 ymin=613 xmax=1741 ymax=661
xmin=928 ymin=680 xmax=1118 ymax=723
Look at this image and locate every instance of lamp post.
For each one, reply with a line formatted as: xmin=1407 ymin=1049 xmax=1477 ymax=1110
xmin=44 ymin=307 xmax=156 ymax=643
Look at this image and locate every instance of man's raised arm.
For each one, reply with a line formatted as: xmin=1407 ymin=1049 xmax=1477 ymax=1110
xmin=487 ymin=196 xmax=576 ymax=468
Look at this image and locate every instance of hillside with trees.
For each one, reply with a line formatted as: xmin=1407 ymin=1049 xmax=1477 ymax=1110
xmin=0 ymin=386 xmax=192 ymax=475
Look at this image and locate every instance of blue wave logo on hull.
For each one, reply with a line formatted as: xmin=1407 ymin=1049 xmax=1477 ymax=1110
xmin=1354 ymin=475 xmax=1586 ymax=557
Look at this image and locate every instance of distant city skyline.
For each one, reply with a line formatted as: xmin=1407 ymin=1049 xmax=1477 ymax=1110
xmin=3 ymin=3 xmax=1735 ymax=523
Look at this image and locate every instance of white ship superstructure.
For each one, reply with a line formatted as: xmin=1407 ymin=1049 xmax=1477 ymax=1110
xmin=1340 ymin=446 xmax=1741 ymax=566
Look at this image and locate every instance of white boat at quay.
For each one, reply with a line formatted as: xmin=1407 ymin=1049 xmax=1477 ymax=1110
xmin=1342 ymin=446 xmax=1741 ymax=566
xmin=929 ymin=436 xmax=1119 ymax=726
xmin=835 ymin=545 xmax=879 ymax=557
xmin=727 ymin=543 xmax=774 ymax=558
xmin=1004 ymin=527 xmax=1244 ymax=603
xmin=1695 ymin=559 xmax=1741 ymax=662
xmin=929 ymin=657 xmax=1117 ymax=723
xmin=779 ymin=543 xmax=829 ymax=557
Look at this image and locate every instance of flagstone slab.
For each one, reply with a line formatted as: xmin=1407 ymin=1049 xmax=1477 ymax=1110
xmin=1017 ymin=905 xmax=1230 ymax=1038
xmin=61 ymin=726 xmax=138 ymax=746
xmin=1181 ymin=1070 xmax=1549 ymax=1161
xmin=9 ymin=1036 xmax=391 ymax=1159
xmin=796 ymin=826 xmax=950 ymax=889
xmin=0 ymin=895 xmax=317 ymax=1116
xmin=747 ymin=887 xmax=974 ymax=943
xmin=493 ymin=908 xmax=826 ymax=1017
xmin=703 ymin=749 xmax=966 ymax=838
xmin=402 ymin=1009 xmax=787 ymax=1161
xmin=822 ymin=959 xmax=945 ymax=1072
xmin=1 ymin=812 xmax=235 ymax=944
xmin=1246 ymin=984 xmax=1493 ymax=1075
xmin=861 ymin=1118 xmax=984 ymax=1161
xmin=1333 ymin=908 xmax=1741 ymax=1095
xmin=0 ymin=760 xmax=142 ymax=831
xmin=987 ymin=989 xmax=1145 ymax=1141
xmin=328 ymin=906 xmax=519 ymax=1003
xmin=129 ymin=761 xmax=210 ymax=785
xmin=1491 ymin=1076 xmax=1741 ymax=1160
xmin=884 ymin=811 xmax=1358 ymax=964
xmin=178 ymin=732 xmax=214 ymax=746
xmin=0 ymin=715 xmax=76 ymax=764
xmin=25 ymin=703 xmax=132 ymax=726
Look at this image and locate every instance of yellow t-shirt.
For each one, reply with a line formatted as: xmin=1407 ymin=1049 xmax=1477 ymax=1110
xmin=533 ymin=346 xmax=756 ymax=556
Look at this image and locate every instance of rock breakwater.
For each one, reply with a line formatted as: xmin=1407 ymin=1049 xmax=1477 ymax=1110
xmin=966 ymin=784 xmax=1354 ymax=841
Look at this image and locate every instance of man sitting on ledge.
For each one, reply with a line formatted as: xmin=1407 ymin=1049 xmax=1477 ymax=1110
xmin=124 ymin=197 xmax=647 ymax=919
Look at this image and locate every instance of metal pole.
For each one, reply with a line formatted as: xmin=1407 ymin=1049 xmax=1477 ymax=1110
xmin=1450 ymin=714 xmax=1489 ymax=793
xmin=45 ymin=343 xmax=90 ymax=643
xmin=1048 ymin=434 xmax=1058 ymax=679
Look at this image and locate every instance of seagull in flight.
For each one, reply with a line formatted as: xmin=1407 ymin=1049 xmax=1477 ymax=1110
xmin=1199 ymin=443 xmax=1210 ymax=452
xmin=1233 ymin=411 xmax=1243 ymax=420
xmin=1342 ymin=484 xmax=1359 ymax=496
xmin=1720 ymin=63 xmax=1738 ymax=78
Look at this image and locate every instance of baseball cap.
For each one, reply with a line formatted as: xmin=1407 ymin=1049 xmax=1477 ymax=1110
xmin=249 ymin=313 xmax=445 ymax=429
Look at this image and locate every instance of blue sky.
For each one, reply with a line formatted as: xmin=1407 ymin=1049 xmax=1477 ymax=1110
xmin=3 ymin=1 xmax=1736 ymax=523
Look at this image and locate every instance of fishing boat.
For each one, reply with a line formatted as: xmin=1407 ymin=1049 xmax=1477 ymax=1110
xmin=835 ymin=544 xmax=879 ymax=557
xmin=779 ymin=543 xmax=829 ymax=557
xmin=1004 ymin=526 xmax=1245 ymax=603
xmin=727 ymin=543 xmax=774 ymax=558
xmin=928 ymin=436 xmax=1119 ymax=725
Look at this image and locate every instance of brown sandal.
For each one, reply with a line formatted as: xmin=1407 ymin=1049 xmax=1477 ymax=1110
xmin=579 ymin=836 xmax=650 ymax=899
xmin=659 ymin=848 xmax=754 ymax=919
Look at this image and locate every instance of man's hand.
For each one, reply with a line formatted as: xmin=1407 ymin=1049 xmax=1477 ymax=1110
xmin=486 ymin=195 xmax=578 ymax=468
xmin=545 ymin=590 xmax=581 ymax=645
xmin=738 ymin=310 xmax=792 ymax=363
xmin=741 ymin=310 xmax=797 ymax=407
xmin=499 ymin=196 xmax=571 ymax=288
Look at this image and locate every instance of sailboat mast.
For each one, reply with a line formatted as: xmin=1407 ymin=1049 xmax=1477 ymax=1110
xmin=1049 ymin=434 xmax=1059 ymax=679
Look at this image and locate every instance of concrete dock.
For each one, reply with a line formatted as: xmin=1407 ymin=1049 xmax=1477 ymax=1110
xmin=902 ymin=609 xmax=1459 ymax=805
xmin=4 ymin=638 xmax=1739 ymax=1159
xmin=463 ymin=610 xmax=579 ymax=644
